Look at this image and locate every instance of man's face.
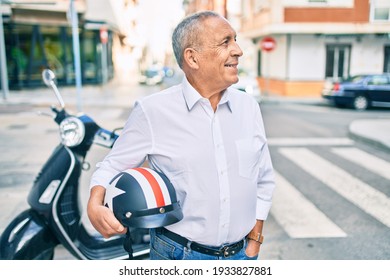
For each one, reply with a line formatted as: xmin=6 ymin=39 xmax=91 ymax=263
xmin=196 ymin=16 xmax=243 ymax=91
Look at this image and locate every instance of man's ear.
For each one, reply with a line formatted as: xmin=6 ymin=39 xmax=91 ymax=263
xmin=183 ymin=48 xmax=199 ymax=70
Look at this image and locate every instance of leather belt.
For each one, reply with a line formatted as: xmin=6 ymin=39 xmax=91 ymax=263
xmin=156 ymin=228 xmax=244 ymax=258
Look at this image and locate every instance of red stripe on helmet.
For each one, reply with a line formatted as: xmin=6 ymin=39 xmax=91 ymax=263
xmin=134 ymin=168 xmax=166 ymax=207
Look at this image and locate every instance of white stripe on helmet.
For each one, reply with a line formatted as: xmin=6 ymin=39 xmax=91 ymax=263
xmin=125 ymin=169 xmax=157 ymax=208
xmin=146 ymin=168 xmax=172 ymax=205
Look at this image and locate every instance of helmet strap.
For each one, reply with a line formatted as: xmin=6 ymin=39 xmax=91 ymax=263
xmin=123 ymin=229 xmax=134 ymax=259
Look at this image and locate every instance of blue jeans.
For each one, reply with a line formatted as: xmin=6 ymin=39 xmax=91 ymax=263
xmin=149 ymin=229 xmax=258 ymax=260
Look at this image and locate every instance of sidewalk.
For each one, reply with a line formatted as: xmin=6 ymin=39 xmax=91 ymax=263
xmin=1 ymin=83 xmax=390 ymax=152
xmin=349 ymin=119 xmax=390 ymax=152
xmin=0 ymin=79 xmax=150 ymax=110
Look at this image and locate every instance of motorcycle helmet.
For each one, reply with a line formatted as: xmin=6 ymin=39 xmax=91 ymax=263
xmin=104 ymin=167 xmax=183 ymax=229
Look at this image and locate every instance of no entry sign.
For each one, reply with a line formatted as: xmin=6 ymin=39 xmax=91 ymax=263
xmin=260 ymin=37 xmax=276 ymax=52
xmin=100 ymin=27 xmax=108 ymax=44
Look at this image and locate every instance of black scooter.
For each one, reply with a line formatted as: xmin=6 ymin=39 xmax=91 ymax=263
xmin=0 ymin=69 xmax=150 ymax=260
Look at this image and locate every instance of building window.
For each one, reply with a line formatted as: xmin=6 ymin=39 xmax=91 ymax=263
xmin=373 ymin=8 xmax=389 ymax=20
xmin=371 ymin=0 xmax=390 ymax=21
xmin=325 ymin=45 xmax=351 ymax=80
xmin=4 ymin=22 xmax=112 ymax=89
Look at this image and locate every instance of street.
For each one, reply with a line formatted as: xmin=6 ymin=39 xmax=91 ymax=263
xmin=0 ymin=84 xmax=389 ymax=260
xmin=260 ymin=100 xmax=390 ymax=260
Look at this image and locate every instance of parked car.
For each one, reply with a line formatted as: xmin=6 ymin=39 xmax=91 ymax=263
xmin=322 ymin=74 xmax=390 ymax=110
xmin=232 ymin=74 xmax=262 ymax=102
xmin=139 ymin=65 xmax=164 ymax=86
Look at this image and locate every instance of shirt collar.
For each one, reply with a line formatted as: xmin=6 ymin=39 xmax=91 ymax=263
xmin=182 ymin=76 xmax=233 ymax=112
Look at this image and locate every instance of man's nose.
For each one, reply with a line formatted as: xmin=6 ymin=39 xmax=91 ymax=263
xmin=232 ymin=41 xmax=243 ymax=57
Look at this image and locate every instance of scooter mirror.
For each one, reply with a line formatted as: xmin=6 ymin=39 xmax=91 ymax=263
xmin=42 ymin=69 xmax=65 ymax=109
xmin=42 ymin=69 xmax=56 ymax=87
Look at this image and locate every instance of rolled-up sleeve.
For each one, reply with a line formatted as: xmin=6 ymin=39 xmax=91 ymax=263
xmin=89 ymin=101 xmax=153 ymax=189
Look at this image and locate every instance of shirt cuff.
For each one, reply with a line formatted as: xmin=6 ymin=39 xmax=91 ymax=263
xmin=256 ymin=200 xmax=273 ymax=220
xmin=89 ymin=168 xmax=117 ymax=190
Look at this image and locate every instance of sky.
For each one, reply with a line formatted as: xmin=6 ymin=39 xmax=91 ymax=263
xmin=137 ymin=0 xmax=185 ymax=63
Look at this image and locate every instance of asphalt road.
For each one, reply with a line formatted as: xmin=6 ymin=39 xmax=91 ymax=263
xmin=260 ymin=100 xmax=390 ymax=260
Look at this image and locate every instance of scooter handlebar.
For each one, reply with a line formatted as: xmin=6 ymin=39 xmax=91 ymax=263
xmin=93 ymin=128 xmax=120 ymax=148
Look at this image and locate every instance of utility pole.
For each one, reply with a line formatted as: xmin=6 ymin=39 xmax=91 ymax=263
xmin=0 ymin=1 xmax=9 ymax=101
xmin=69 ymin=0 xmax=83 ymax=112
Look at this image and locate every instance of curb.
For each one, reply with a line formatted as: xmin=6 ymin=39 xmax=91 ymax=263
xmin=348 ymin=119 xmax=390 ymax=152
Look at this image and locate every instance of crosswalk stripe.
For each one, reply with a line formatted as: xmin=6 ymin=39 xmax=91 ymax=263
xmin=267 ymin=137 xmax=354 ymax=146
xmin=271 ymin=171 xmax=347 ymax=238
xmin=332 ymin=147 xmax=390 ymax=181
xmin=279 ymin=148 xmax=390 ymax=228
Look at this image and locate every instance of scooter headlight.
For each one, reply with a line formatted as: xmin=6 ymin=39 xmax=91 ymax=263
xmin=59 ymin=117 xmax=85 ymax=147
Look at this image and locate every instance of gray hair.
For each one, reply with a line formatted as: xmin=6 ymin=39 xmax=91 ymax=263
xmin=172 ymin=11 xmax=221 ymax=69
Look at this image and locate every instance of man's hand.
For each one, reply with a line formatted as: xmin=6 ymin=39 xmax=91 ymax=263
xmin=245 ymin=239 xmax=261 ymax=257
xmin=245 ymin=219 xmax=264 ymax=258
xmin=87 ymin=185 xmax=127 ymax=238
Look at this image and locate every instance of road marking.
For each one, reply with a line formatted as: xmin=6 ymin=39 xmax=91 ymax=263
xmin=268 ymin=137 xmax=354 ymax=146
xmin=332 ymin=147 xmax=390 ymax=181
xmin=279 ymin=148 xmax=390 ymax=228
xmin=271 ymin=171 xmax=347 ymax=238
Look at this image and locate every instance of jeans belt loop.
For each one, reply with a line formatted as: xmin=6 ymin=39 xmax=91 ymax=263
xmin=186 ymin=241 xmax=192 ymax=251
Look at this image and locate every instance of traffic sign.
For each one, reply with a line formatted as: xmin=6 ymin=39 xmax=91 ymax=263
xmin=261 ymin=37 xmax=276 ymax=52
xmin=100 ymin=27 xmax=108 ymax=44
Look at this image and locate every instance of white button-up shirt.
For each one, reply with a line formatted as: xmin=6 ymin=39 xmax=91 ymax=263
xmin=90 ymin=77 xmax=275 ymax=246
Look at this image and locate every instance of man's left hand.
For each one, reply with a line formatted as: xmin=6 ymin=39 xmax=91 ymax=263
xmin=245 ymin=239 xmax=261 ymax=257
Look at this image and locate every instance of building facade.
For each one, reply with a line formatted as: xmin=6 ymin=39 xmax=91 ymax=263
xmin=185 ymin=0 xmax=228 ymax=17
xmin=1 ymin=0 xmax=137 ymax=90
xmin=239 ymin=0 xmax=390 ymax=96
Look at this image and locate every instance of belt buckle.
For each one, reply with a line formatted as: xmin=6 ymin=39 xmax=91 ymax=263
xmin=222 ymin=240 xmax=243 ymax=257
xmin=222 ymin=245 xmax=234 ymax=257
